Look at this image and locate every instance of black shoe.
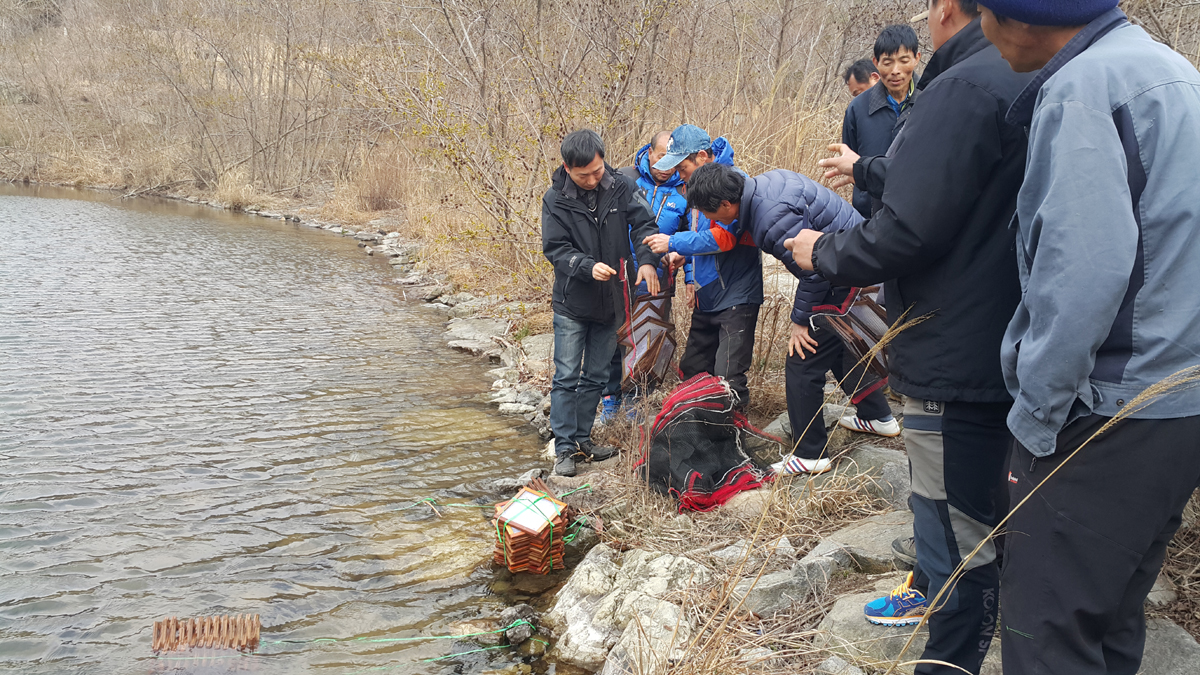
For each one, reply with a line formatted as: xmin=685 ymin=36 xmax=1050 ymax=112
xmin=554 ymin=455 xmax=578 ymax=477
xmin=578 ymin=439 xmax=617 ymax=462
xmin=892 ymin=536 xmax=917 ymax=567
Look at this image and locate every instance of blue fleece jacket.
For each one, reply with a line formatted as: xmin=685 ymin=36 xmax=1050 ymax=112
xmin=1001 ymin=10 xmax=1200 ymax=455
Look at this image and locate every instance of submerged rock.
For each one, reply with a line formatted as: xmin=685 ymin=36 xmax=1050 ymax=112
xmin=500 ymin=604 xmax=538 ymax=645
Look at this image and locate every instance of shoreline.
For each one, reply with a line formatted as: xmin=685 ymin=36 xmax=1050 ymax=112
xmin=6 ymin=178 xmax=1199 ymax=675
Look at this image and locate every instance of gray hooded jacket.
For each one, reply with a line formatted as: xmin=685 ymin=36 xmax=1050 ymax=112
xmin=1002 ymin=9 xmax=1200 ymax=456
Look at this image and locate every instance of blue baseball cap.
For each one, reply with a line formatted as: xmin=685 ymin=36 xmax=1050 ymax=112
xmin=653 ymin=124 xmax=712 ymax=171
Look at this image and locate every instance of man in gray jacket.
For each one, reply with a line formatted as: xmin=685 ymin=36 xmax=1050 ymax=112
xmin=981 ymin=1 xmax=1200 ymax=672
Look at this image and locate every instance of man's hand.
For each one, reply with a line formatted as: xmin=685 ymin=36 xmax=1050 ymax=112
xmin=818 ymin=143 xmax=861 ymax=190
xmin=664 ymin=251 xmax=685 ymax=273
xmin=784 ymin=230 xmax=823 ymax=271
xmin=685 ymin=283 xmax=698 ymax=309
xmin=637 ymin=264 xmax=660 ymax=296
xmin=592 ymin=262 xmax=617 ymax=281
xmin=789 ymin=322 xmax=819 ymax=359
xmin=643 ymin=233 xmax=672 ymax=254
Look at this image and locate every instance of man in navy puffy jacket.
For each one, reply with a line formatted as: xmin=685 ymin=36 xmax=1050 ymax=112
xmin=686 ymin=162 xmax=898 ymax=474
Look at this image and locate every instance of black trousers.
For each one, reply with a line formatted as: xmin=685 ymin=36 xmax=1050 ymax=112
xmin=1001 ymin=413 xmax=1200 ymax=675
xmin=678 ymin=304 xmax=759 ymax=408
xmin=785 ymin=316 xmax=891 ymax=459
xmin=905 ymin=399 xmax=1012 ymax=675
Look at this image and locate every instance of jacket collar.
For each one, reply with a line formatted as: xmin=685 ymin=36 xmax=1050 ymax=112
xmin=739 ymin=174 xmax=759 ymax=226
xmin=867 ymin=81 xmax=892 ymax=115
xmin=556 ymin=164 xmax=619 ymax=198
xmin=917 ymin=17 xmax=991 ymax=91
xmin=635 ymin=144 xmax=684 ymax=189
xmin=1006 ymin=8 xmax=1128 ymax=127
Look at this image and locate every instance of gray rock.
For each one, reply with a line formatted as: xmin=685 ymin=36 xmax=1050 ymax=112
xmin=730 ymin=568 xmax=815 ymax=617
xmin=763 ymin=411 xmax=791 ymax=442
xmin=823 ymin=399 xmax=854 ymax=429
xmin=843 ymin=445 xmax=912 ymax=511
xmin=1146 ymin=572 xmax=1178 ymax=607
xmin=546 ymin=545 xmax=710 ymax=672
xmin=520 ymin=333 xmax=556 ymax=379
xmin=446 ymin=318 xmax=508 ymax=343
xmin=500 ymin=604 xmax=538 ymax=645
xmin=486 ymin=367 xmax=521 ymax=384
xmin=498 ymin=403 xmax=536 ymax=415
xmin=598 ymin=597 xmax=692 ymax=675
xmin=491 ymin=389 xmax=519 ymax=404
xmin=816 ymin=590 xmax=1002 ymax=675
xmin=448 ymin=339 xmax=497 ymax=357
xmin=449 ymin=299 xmax=489 ymax=318
xmin=422 ymin=284 xmax=453 ymax=301
xmin=721 ymin=488 xmax=771 ymax=520
xmin=792 ymin=548 xmax=842 ymax=596
xmin=711 ymin=541 xmax=758 ymax=569
xmin=439 ymin=292 xmax=477 ymax=307
xmin=516 ymin=389 xmax=544 ymax=407
xmin=819 ymin=511 xmax=914 ymax=574
xmin=1137 ymin=617 xmax=1200 ymax=674
xmin=815 ymin=655 xmax=865 ymax=675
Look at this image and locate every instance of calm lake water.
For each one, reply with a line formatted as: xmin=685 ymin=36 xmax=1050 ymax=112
xmin=0 ymin=186 xmax=551 ymax=674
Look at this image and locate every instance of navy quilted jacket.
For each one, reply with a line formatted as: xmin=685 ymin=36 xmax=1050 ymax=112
xmin=740 ymin=170 xmax=864 ymax=325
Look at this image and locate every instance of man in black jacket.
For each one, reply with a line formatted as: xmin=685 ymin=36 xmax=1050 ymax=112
xmin=542 ymin=130 xmax=661 ymax=477
xmin=787 ymin=2 xmax=1034 ymax=673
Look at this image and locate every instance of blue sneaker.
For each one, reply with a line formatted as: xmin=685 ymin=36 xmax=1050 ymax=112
xmin=863 ymin=572 xmax=927 ymax=626
xmin=599 ymin=395 xmax=620 ymax=424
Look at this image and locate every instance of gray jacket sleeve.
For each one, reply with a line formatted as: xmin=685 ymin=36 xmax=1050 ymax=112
xmin=1001 ymin=100 xmax=1139 ymax=456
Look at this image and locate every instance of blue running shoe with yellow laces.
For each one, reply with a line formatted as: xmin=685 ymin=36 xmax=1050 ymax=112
xmin=864 ymin=572 xmax=927 ymax=626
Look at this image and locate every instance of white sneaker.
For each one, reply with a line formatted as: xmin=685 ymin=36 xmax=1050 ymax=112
xmin=771 ymin=455 xmax=834 ymax=476
xmin=839 ymin=415 xmax=901 ymax=437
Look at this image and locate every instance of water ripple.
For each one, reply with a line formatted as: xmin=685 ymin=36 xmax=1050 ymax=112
xmin=0 ymin=187 xmax=543 ymax=674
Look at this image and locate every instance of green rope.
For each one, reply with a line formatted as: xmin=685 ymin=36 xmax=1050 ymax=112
xmin=558 ymin=483 xmax=592 ymax=497
xmin=561 ymin=516 xmax=589 ymax=544
xmin=263 ymin=619 xmax=535 ymax=646
xmin=393 ymin=497 xmax=439 ymax=512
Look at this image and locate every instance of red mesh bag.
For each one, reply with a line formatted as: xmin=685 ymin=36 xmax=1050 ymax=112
xmin=633 ymin=374 xmax=775 ymax=512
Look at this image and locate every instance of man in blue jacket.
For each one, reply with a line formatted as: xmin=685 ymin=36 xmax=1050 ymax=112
xmin=643 ymin=124 xmax=763 ymax=408
xmin=601 ymin=130 xmax=688 ymax=421
xmin=842 ymin=25 xmax=922 ymax=217
xmin=980 ymin=2 xmax=1200 ymax=672
xmin=686 ymin=162 xmax=899 ymax=475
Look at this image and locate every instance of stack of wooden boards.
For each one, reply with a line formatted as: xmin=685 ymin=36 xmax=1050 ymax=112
xmin=492 ymin=487 xmax=568 ymax=575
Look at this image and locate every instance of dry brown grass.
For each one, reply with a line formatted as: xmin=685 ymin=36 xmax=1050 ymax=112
xmin=1156 ymin=493 xmax=1200 ymax=636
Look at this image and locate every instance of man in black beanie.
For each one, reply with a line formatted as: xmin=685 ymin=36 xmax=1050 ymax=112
xmin=980 ymin=2 xmax=1200 ymax=673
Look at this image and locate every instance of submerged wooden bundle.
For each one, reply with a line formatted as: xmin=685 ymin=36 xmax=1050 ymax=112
xmin=152 ymin=614 xmax=261 ymax=652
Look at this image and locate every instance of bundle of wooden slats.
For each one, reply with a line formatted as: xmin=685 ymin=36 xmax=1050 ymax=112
xmin=492 ymin=487 xmax=568 ymax=575
xmin=152 ymin=614 xmax=261 ymax=652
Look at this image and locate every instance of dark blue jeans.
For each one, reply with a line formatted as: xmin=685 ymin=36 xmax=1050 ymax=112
xmin=550 ymin=313 xmax=617 ymax=457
